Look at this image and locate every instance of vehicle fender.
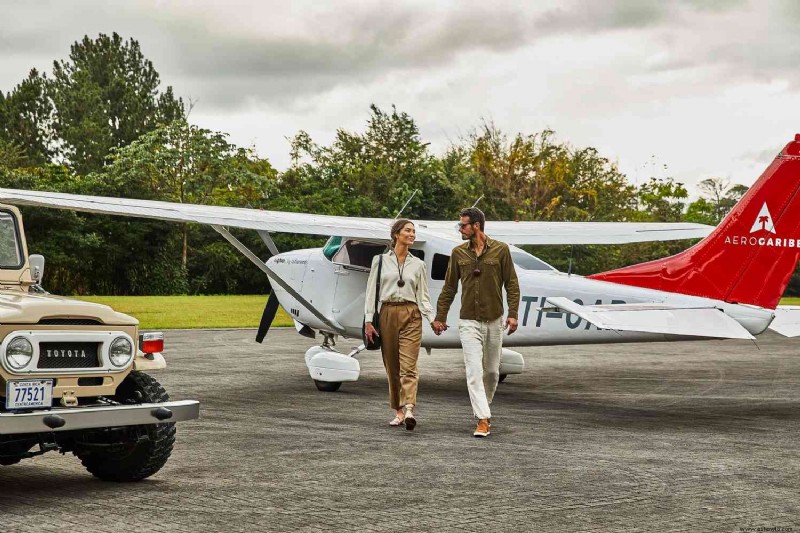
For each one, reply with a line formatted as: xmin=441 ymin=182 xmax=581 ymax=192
xmin=133 ymin=352 xmax=166 ymax=371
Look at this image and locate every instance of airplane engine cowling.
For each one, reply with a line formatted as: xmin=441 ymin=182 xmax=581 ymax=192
xmin=305 ymin=347 xmax=360 ymax=383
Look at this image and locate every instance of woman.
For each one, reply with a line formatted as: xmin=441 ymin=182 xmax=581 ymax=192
xmin=364 ymin=219 xmax=435 ymax=430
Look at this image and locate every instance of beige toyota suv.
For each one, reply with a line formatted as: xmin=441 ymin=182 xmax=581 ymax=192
xmin=0 ymin=204 xmax=199 ymax=481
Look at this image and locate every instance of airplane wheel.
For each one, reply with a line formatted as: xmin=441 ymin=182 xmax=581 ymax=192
xmin=498 ymin=374 xmax=508 ymax=383
xmin=314 ymin=380 xmax=342 ymax=392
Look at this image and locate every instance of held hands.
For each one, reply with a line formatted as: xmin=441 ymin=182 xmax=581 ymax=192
xmin=431 ymin=320 xmax=448 ymax=336
xmin=505 ymin=317 xmax=518 ymax=335
xmin=364 ymin=322 xmax=379 ymax=344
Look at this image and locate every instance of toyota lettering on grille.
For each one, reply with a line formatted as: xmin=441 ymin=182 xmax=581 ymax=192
xmin=46 ymin=349 xmax=87 ymax=358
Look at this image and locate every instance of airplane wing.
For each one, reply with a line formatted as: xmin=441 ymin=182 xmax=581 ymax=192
xmin=417 ymin=220 xmax=713 ymax=245
xmin=0 ymin=188 xmax=714 ymax=245
xmin=768 ymin=306 xmax=800 ymax=337
xmin=545 ymin=297 xmax=755 ymax=340
xmin=0 ymin=188 xmax=395 ymax=241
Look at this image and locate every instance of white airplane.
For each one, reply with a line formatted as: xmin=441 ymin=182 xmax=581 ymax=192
xmin=2 ymin=134 xmax=800 ymax=392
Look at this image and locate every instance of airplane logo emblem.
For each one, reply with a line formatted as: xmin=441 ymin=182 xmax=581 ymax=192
xmin=749 ymin=202 xmax=776 ymax=234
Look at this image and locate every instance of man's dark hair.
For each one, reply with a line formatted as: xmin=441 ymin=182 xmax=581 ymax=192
xmin=460 ymin=207 xmax=486 ymax=231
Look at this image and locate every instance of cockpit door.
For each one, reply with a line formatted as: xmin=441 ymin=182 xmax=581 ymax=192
xmin=330 ymin=240 xmax=387 ymax=330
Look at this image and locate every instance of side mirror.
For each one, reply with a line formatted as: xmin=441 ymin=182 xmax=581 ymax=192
xmin=29 ymin=254 xmax=45 ymax=283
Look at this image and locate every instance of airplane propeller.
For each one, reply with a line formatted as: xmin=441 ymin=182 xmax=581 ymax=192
xmin=256 ymin=278 xmax=280 ymax=343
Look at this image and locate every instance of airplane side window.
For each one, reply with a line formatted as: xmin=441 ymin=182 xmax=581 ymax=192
xmin=332 ymin=240 xmax=387 ymax=269
xmin=431 ymin=253 xmax=450 ymax=280
xmin=410 ymin=249 xmax=424 ymax=261
xmin=511 ymin=251 xmax=555 ymax=271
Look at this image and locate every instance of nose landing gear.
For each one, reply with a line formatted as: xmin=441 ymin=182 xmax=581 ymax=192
xmin=305 ymin=334 xmax=364 ymax=392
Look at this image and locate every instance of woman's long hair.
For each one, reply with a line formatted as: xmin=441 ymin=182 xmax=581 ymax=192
xmin=390 ymin=219 xmax=414 ymax=247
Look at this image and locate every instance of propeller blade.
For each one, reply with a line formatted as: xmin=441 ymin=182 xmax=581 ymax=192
xmin=255 ymin=293 xmax=280 ymax=343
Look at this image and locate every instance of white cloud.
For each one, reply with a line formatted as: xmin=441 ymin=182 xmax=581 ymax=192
xmin=1 ymin=0 xmax=799 ymax=197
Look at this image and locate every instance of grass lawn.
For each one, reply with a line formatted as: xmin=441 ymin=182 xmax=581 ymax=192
xmin=75 ymin=295 xmax=294 ymax=330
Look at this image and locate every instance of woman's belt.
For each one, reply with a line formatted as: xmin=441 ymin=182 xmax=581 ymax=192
xmin=381 ymin=300 xmax=416 ymax=306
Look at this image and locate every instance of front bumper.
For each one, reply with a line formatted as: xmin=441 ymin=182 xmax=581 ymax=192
xmin=0 ymin=400 xmax=200 ymax=435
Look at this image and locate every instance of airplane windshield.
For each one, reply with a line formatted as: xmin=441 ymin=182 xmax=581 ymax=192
xmin=322 ymin=236 xmax=343 ymax=260
xmin=510 ymin=250 xmax=554 ymax=271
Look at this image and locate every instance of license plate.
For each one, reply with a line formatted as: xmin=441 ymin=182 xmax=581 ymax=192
xmin=5 ymin=379 xmax=54 ymax=410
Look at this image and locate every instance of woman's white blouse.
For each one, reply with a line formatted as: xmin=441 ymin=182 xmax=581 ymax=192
xmin=364 ymin=252 xmax=435 ymax=324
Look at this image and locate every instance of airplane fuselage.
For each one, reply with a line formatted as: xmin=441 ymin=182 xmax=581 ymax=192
xmin=267 ymin=236 xmax=774 ymax=349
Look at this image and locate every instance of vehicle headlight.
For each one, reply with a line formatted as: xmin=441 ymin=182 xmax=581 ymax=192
xmin=109 ymin=337 xmax=134 ymax=367
xmin=6 ymin=337 xmax=33 ymax=370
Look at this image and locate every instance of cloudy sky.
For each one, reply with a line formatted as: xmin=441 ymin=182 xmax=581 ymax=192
xmin=3 ymin=0 xmax=800 ymax=195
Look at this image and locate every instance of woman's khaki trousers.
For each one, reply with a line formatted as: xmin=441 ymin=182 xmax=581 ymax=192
xmin=379 ymin=302 xmax=422 ymax=409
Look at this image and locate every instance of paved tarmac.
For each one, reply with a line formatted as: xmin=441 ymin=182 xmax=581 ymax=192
xmin=0 ymin=328 xmax=798 ymax=532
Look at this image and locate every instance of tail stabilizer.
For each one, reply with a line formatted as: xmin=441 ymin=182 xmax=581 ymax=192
xmin=590 ymin=134 xmax=800 ymax=309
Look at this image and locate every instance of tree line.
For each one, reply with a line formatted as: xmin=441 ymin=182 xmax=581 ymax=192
xmin=0 ymin=33 xmax=766 ymax=296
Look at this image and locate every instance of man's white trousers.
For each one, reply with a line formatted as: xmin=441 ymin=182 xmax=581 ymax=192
xmin=458 ymin=317 xmax=503 ymax=419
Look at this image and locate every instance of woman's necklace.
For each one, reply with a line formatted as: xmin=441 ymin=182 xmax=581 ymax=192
xmin=394 ymin=250 xmax=407 ymax=287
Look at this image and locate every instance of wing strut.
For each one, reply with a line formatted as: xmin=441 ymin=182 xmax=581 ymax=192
xmin=211 ymin=225 xmax=346 ymax=335
xmin=257 ymin=230 xmax=279 ymax=256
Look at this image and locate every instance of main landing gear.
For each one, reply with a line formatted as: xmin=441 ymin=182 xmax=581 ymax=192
xmin=304 ymin=341 xmax=525 ymax=391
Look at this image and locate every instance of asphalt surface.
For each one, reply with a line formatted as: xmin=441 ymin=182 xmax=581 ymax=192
xmin=0 ymin=328 xmax=798 ymax=532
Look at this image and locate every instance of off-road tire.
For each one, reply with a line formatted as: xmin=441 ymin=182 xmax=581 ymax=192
xmin=0 ymin=434 xmax=32 ymax=465
xmin=75 ymin=371 xmax=176 ymax=482
xmin=314 ymin=380 xmax=342 ymax=392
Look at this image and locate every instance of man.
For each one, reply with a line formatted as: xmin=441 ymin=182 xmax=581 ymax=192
xmin=432 ymin=207 xmax=520 ymax=438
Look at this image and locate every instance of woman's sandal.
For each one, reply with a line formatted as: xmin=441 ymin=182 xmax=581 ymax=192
xmin=389 ymin=413 xmax=405 ymax=426
xmin=403 ymin=405 xmax=416 ymax=431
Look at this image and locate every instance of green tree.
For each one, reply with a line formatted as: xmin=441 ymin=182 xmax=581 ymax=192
xmin=686 ymin=177 xmax=748 ymax=225
xmin=446 ymin=124 xmax=637 ymax=223
xmin=0 ymin=162 xmax=97 ymax=294
xmin=0 ymin=139 xmax=27 ymax=169
xmin=442 ymin=125 xmax=640 ymax=274
xmin=636 ymin=178 xmax=688 ymax=222
xmin=0 ymin=69 xmax=54 ymax=166
xmin=684 ymin=197 xmax=718 ymax=226
xmin=97 ymin=118 xmax=277 ymax=293
xmin=282 ymin=105 xmax=453 ymax=219
xmin=49 ymin=33 xmax=184 ymax=174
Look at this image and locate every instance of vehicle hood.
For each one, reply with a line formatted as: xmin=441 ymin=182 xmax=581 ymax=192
xmin=0 ymin=292 xmax=137 ymax=325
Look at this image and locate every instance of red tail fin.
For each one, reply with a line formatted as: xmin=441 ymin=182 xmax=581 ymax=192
xmin=589 ymin=134 xmax=800 ymax=309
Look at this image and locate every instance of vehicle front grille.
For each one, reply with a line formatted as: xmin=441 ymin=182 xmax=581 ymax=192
xmin=38 ymin=318 xmax=102 ymax=325
xmin=37 ymin=342 xmax=101 ymax=369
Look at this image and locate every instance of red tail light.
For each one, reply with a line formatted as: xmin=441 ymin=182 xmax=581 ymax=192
xmin=139 ymin=332 xmax=164 ymax=354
